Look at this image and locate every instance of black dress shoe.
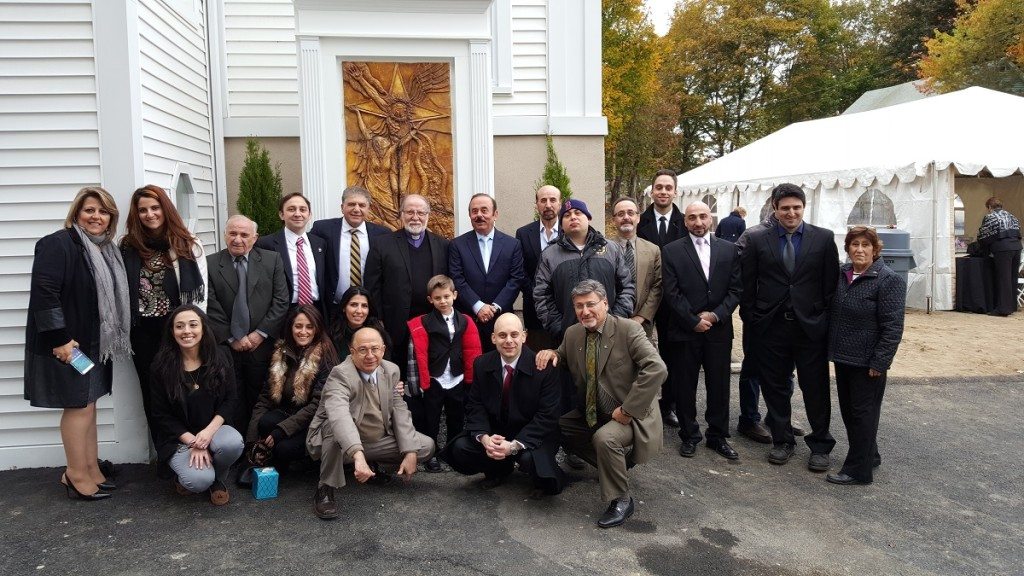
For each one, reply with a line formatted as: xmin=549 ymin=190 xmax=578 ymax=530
xmin=707 ymin=440 xmax=739 ymax=460
xmin=767 ymin=443 xmax=795 ymax=465
xmin=313 ymin=484 xmax=338 ymax=520
xmin=807 ymin=452 xmax=830 ymax=472
xmin=424 ymin=457 xmax=443 ymax=473
xmin=565 ymin=453 xmax=586 ymax=470
xmin=678 ymin=441 xmax=697 ymax=457
xmin=791 ymin=422 xmax=806 ymax=436
xmin=826 ymin=472 xmax=870 ymax=485
xmin=738 ymin=421 xmax=772 ymax=444
xmin=236 ymin=466 xmax=254 ymax=488
xmin=98 ymin=459 xmax=117 ymax=479
xmin=478 ymin=475 xmax=506 ymax=490
xmin=597 ymin=496 xmax=635 ymax=528
xmin=662 ymin=410 xmax=680 ymax=428
xmin=366 ymin=462 xmax=392 ymax=486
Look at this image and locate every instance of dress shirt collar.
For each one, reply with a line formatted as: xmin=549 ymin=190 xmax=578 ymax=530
xmin=502 ymin=356 xmax=520 ymax=372
xmin=618 ymin=236 xmax=635 ymax=250
xmin=654 ymin=205 xmax=673 ymax=218
xmin=358 ymin=369 xmax=377 ymax=384
xmin=777 ymin=221 xmax=805 ymax=237
xmin=341 ymin=220 xmax=367 ymax=235
xmin=284 ymin=227 xmax=307 ymax=246
xmin=476 ymin=229 xmax=495 ymax=243
xmin=689 ymin=232 xmax=710 ymax=246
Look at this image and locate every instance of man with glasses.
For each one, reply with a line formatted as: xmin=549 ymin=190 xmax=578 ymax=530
xmin=307 ymin=326 xmax=435 ymax=520
xmin=611 ymin=197 xmax=661 ymax=339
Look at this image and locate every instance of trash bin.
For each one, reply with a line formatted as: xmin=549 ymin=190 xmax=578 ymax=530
xmin=874 ymin=228 xmax=916 ymax=285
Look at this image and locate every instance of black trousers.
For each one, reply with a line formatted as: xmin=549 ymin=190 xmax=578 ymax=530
xmin=835 ymin=363 xmax=885 ymax=482
xmin=445 ymin=435 xmax=562 ymax=494
xmin=130 ymin=315 xmax=169 ymax=443
xmin=421 ymin=381 xmax=466 ymax=445
xmin=667 ymin=338 xmax=731 ymax=442
xmin=992 ymin=249 xmax=1021 ymax=315
xmin=256 ymin=409 xmax=310 ymax=467
xmin=755 ymin=314 xmax=835 ymax=454
xmin=231 ymin=339 xmax=274 ymax=431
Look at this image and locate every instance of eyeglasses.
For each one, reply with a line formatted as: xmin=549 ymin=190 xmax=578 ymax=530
xmin=402 ymin=210 xmax=428 ymax=218
xmin=613 ymin=210 xmax=639 ymax=218
xmin=353 ymin=345 xmax=385 ymax=356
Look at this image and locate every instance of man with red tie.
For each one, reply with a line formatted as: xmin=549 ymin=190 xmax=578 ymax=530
xmin=255 ymin=193 xmax=329 ymax=320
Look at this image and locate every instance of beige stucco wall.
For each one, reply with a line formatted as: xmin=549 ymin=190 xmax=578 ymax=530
xmin=223 ymin=137 xmax=303 ymax=217
xmin=493 ymin=135 xmax=606 ymax=236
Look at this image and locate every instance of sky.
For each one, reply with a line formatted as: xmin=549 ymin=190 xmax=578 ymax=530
xmin=644 ymin=0 xmax=679 ymax=36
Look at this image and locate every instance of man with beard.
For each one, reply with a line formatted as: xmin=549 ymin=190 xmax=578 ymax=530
xmin=611 ymin=197 xmax=661 ymax=338
xmin=514 ymin=185 xmax=561 ymax=352
xmin=449 ymin=193 xmax=525 ymax=351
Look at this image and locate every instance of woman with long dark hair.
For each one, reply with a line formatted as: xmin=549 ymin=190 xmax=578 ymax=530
xmin=25 ymin=187 xmax=132 ymax=500
xmin=150 ymin=304 xmax=243 ymax=505
xmin=120 ymin=184 xmax=207 ymax=440
xmin=246 ymin=305 xmax=338 ymax=475
xmin=330 ymin=286 xmax=391 ymax=362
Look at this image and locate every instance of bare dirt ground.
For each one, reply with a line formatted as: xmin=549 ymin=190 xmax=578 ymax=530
xmin=734 ymin=308 xmax=1024 ymax=379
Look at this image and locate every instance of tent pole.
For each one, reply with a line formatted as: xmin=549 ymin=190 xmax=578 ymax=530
xmin=928 ymin=162 xmax=938 ymax=314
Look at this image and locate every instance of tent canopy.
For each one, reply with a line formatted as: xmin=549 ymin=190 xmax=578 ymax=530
xmin=677 ymin=87 xmax=1024 ymax=194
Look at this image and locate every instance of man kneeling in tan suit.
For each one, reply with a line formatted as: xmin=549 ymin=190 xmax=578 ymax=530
xmin=537 ymin=279 xmax=666 ymax=528
xmin=306 ymin=327 xmax=435 ymax=519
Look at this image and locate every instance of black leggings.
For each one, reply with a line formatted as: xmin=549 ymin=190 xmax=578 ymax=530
xmin=256 ymin=409 xmax=309 ymax=467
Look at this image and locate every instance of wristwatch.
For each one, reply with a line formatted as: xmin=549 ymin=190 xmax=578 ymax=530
xmin=508 ymin=441 xmax=521 ymax=456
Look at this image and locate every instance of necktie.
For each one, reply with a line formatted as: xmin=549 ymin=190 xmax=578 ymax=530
xmin=585 ymin=331 xmax=599 ymax=427
xmin=295 ymin=236 xmax=312 ymax=305
xmin=783 ymin=232 xmax=796 ymax=274
xmin=624 ymin=241 xmax=636 ymax=284
xmin=446 ymin=315 xmax=455 ymax=340
xmin=658 ymin=216 xmax=667 ymax=244
xmin=230 ymin=255 xmax=249 ymax=340
xmin=349 ymin=229 xmax=362 ymax=287
xmin=501 ymin=364 xmax=514 ymax=418
xmin=479 ymin=237 xmax=490 ymax=273
xmin=696 ymin=237 xmax=710 ymax=280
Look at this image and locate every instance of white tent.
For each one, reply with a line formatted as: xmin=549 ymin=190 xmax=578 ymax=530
xmin=677 ymin=86 xmax=1024 ymax=310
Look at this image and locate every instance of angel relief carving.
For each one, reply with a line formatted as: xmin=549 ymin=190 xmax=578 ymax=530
xmin=343 ymin=61 xmax=455 ymax=238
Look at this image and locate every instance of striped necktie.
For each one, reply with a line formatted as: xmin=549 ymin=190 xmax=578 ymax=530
xmin=296 ymin=236 xmax=312 ymax=305
xmin=349 ymin=229 xmax=362 ymax=287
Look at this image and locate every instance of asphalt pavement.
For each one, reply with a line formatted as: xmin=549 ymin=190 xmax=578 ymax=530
xmin=2 ymin=377 xmax=1021 ymax=576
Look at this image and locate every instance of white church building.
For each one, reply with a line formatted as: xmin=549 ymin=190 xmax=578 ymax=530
xmin=0 ymin=0 xmax=607 ymax=469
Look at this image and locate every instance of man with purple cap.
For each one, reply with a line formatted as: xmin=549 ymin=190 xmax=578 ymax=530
xmin=533 ymin=199 xmax=635 ymax=344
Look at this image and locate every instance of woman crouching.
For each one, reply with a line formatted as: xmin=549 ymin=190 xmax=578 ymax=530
xmin=151 ymin=304 xmax=244 ymax=504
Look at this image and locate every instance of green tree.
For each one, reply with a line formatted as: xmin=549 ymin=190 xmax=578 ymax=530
xmin=237 ymin=138 xmax=283 ymax=235
xmin=918 ymin=0 xmax=1024 ymax=95
xmin=881 ymin=0 xmax=960 ymax=82
xmin=536 ymin=135 xmax=571 ymax=201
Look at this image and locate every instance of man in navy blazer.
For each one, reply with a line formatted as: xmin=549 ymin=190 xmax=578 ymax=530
xmin=309 ymin=186 xmax=390 ymax=316
xmin=740 ymin=184 xmax=839 ymax=471
xmin=661 ymin=201 xmax=742 ymax=461
xmin=514 ymin=185 xmax=561 ymax=352
xmin=255 ymin=193 xmax=329 ymax=320
xmin=450 ymin=193 xmax=525 ymax=352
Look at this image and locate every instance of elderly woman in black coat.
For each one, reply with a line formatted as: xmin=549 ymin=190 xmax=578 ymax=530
xmin=827 ymin=226 xmax=906 ymax=486
xmin=24 ymin=186 xmax=133 ymax=500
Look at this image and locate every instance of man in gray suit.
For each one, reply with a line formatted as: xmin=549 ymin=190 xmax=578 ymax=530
xmin=537 ymin=279 xmax=666 ymax=529
xmin=206 ymin=215 xmax=290 ymax=429
xmin=307 ymin=327 xmax=435 ymax=520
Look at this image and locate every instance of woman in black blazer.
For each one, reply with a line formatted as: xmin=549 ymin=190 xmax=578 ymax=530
xmin=827 ymin=226 xmax=906 ymax=485
xmin=24 ymin=187 xmax=132 ymax=500
xmin=150 ymin=304 xmax=243 ymax=505
xmin=120 ymin=185 xmax=207 ymax=440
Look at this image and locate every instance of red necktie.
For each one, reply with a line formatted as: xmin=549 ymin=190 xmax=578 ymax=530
xmin=296 ymin=236 xmax=312 ymax=305
xmin=501 ymin=365 xmax=514 ymax=416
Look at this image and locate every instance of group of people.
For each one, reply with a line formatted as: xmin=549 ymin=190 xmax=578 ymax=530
xmin=24 ymin=171 xmax=914 ymax=529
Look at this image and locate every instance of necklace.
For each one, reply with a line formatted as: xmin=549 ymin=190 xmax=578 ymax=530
xmin=185 ymin=369 xmax=200 ymax=391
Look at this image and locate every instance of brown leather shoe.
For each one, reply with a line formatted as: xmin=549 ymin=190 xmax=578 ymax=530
xmin=314 ymin=484 xmax=338 ymax=520
xmin=209 ymin=480 xmax=230 ymax=506
xmin=738 ymin=421 xmax=772 ymax=444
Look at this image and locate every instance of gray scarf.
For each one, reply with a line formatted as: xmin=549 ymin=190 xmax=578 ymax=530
xmin=73 ymin=225 xmax=133 ymax=362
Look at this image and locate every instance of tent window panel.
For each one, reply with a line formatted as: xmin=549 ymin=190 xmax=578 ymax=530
xmin=847 ymin=189 xmax=897 ymax=228
xmin=759 ymin=197 xmax=773 ymax=222
xmin=175 ymin=173 xmax=197 ymax=233
xmin=953 ymin=195 xmax=968 ymax=253
xmin=702 ymin=194 xmax=718 ymax=227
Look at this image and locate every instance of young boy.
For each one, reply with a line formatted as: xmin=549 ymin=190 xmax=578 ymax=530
xmin=407 ymin=275 xmax=482 ymax=472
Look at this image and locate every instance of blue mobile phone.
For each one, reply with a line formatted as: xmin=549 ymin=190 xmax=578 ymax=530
xmin=69 ymin=347 xmax=95 ymax=375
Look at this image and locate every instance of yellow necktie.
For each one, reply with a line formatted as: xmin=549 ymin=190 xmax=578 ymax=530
xmin=585 ymin=331 xmax=599 ymax=427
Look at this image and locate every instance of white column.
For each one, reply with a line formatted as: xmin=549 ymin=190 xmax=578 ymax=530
xmin=297 ymin=36 xmax=329 ymax=218
xmin=469 ymin=39 xmax=495 ymax=201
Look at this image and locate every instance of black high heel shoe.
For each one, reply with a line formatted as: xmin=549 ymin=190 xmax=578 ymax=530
xmin=97 ymin=479 xmax=117 ymax=491
xmin=61 ymin=472 xmax=111 ymax=501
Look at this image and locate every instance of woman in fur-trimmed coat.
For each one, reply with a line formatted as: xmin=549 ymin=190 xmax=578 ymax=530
xmin=247 ymin=305 xmax=338 ymax=470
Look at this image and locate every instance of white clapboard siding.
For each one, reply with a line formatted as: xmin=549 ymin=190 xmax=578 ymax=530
xmin=492 ymin=0 xmax=548 ymax=118
xmin=0 ymin=0 xmax=114 ymax=466
xmin=223 ymin=0 xmax=298 ymax=118
xmin=138 ymin=0 xmax=218 ymax=247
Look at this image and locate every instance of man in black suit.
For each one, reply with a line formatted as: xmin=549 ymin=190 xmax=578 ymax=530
xmin=363 ymin=193 xmax=449 ymax=381
xmin=449 ymin=193 xmax=525 ymax=352
xmin=740 ymin=184 xmax=839 ymax=471
xmin=255 ymin=193 xmax=328 ymax=320
xmin=637 ymin=169 xmax=686 ymax=428
xmin=206 ymin=215 xmax=290 ymax=428
xmin=514 ymin=185 xmax=561 ymax=353
xmin=661 ymin=201 xmax=742 ymax=460
xmin=441 ymin=313 xmax=565 ymax=496
xmin=309 ymin=185 xmax=390 ymax=316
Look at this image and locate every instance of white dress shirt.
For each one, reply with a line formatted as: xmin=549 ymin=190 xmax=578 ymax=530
xmin=689 ymin=233 xmax=711 ymax=281
xmin=539 ymin=221 xmax=559 ymax=250
xmin=336 ymin=220 xmax=370 ymax=300
xmin=436 ymin=313 xmax=465 ymax=390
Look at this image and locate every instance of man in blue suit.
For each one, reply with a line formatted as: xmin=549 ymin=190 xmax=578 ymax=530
xmin=449 ymin=193 xmax=526 ymax=352
xmin=309 ymin=186 xmax=390 ymax=319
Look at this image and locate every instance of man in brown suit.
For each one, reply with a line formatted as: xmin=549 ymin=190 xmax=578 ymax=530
xmin=306 ymin=327 xmax=435 ymax=520
xmin=536 ymin=279 xmax=666 ymax=528
xmin=612 ymin=197 xmax=662 ymax=338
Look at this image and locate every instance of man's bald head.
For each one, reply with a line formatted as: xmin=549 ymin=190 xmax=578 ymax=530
xmin=535 ymin=185 xmax=561 ymax=224
xmin=684 ymin=201 xmax=712 ymax=237
xmin=350 ymin=327 xmax=386 ymax=373
xmin=492 ymin=313 xmax=526 ymax=362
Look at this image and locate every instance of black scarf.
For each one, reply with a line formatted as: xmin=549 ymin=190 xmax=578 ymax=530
xmin=143 ymin=235 xmax=205 ymax=305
